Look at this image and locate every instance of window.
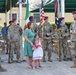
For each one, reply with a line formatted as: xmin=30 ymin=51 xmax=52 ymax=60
xmin=12 ymin=13 xmax=17 ymax=19
xmin=33 ymin=13 xmax=40 ymax=23
xmin=9 ymin=13 xmax=17 ymax=20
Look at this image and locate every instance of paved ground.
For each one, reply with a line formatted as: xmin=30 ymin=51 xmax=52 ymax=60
xmin=0 ymin=53 xmax=76 ymax=75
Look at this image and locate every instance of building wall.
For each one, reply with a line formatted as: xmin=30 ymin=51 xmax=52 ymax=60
xmin=31 ymin=13 xmax=74 ymax=23
xmin=0 ymin=14 xmax=5 ymax=27
xmin=0 ymin=7 xmax=74 ymax=28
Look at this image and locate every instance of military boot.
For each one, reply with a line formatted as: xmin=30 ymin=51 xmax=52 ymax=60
xmin=48 ymin=57 xmax=52 ymax=62
xmin=0 ymin=67 xmax=7 ymax=72
xmin=63 ymin=56 xmax=68 ymax=61
xmin=71 ymin=60 xmax=76 ymax=68
xmin=43 ymin=56 xmax=46 ymax=62
xmin=8 ymin=58 xmax=13 ymax=63
xmin=17 ymin=58 xmax=21 ymax=63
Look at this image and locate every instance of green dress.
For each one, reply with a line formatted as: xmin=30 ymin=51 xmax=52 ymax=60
xmin=24 ymin=29 xmax=35 ymax=56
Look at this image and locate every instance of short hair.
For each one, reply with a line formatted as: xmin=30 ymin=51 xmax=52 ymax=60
xmin=4 ymin=22 xmax=7 ymax=25
xmin=9 ymin=21 xmax=12 ymax=24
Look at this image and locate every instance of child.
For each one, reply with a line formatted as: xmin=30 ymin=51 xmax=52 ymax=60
xmin=32 ymin=34 xmax=43 ymax=69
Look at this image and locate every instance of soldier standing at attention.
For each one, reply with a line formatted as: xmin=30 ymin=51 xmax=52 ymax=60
xmin=59 ymin=17 xmax=69 ymax=61
xmin=42 ymin=16 xmax=53 ymax=62
xmin=29 ymin=16 xmax=38 ymax=33
xmin=70 ymin=11 xmax=76 ymax=68
xmin=6 ymin=21 xmax=12 ymax=54
xmin=8 ymin=18 xmax=21 ymax=63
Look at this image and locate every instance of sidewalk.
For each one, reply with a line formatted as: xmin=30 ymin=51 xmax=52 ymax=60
xmin=0 ymin=53 xmax=76 ymax=75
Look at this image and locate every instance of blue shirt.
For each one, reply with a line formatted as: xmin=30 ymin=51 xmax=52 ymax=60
xmin=1 ymin=26 xmax=7 ymax=36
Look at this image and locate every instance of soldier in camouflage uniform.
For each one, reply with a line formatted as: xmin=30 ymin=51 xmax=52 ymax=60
xmin=38 ymin=16 xmax=53 ymax=62
xmin=29 ymin=16 xmax=38 ymax=33
xmin=60 ymin=17 xmax=69 ymax=61
xmin=70 ymin=11 xmax=76 ymax=68
xmin=8 ymin=18 xmax=22 ymax=63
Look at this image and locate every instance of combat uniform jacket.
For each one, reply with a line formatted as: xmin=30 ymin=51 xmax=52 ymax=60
xmin=33 ymin=23 xmax=38 ymax=33
xmin=60 ymin=24 xmax=69 ymax=38
xmin=8 ymin=25 xmax=21 ymax=42
xmin=70 ymin=21 xmax=76 ymax=41
xmin=43 ymin=22 xmax=53 ymax=40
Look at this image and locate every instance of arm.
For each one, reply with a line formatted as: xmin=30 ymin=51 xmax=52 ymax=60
xmin=70 ymin=24 xmax=76 ymax=35
xmin=24 ymin=29 xmax=33 ymax=47
xmin=50 ymin=24 xmax=53 ymax=35
xmin=65 ymin=25 xmax=69 ymax=36
xmin=70 ymin=23 xmax=74 ymax=34
xmin=24 ymin=36 xmax=33 ymax=47
xmin=7 ymin=27 xmax=12 ymax=42
xmin=7 ymin=27 xmax=13 ymax=42
xmin=19 ymin=27 xmax=23 ymax=36
xmin=47 ymin=24 xmax=53 ymax=36
xmin=1 ymin=28 xmax=3 ymax=36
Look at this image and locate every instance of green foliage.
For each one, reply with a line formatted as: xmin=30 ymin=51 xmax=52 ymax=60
xmin=51 ymin=22 xmax=72 ymax=29
xmin=65 ymin=22 xmax=72 ymax=29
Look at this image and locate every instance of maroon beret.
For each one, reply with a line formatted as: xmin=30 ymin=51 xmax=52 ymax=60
xmin=44 ymin=16 xmax=48 ymax=20
xmin=29 ymin=16 xmax=33 ymax=21
xmin=72 ymin=11 xmax=76 ymax=14
xmin=59 ymin=17 xmax=64 ymax=22
xmin=12 ymin=18 xmax=16 ymax=23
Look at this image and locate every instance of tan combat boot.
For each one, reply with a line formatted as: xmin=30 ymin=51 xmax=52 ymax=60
xmin=71 ymin=60 xmax=76 ymax=68
xmin=17 ymin=58 xmax=21 ymax=63
xmin=0 ymin=66 xmax=7 ymax=72
xmin=63 ymin=57 xmax=68 ymax=61
xmin=48 ymin=57 xmax=52 ymax=62
xmin=43 ymin=56 xmax=46 ymax=62
xmin=8 ymin=57 xmax=13 ymax=63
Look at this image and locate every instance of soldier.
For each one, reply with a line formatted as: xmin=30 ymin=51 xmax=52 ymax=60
xmin=8 ymin=18 xmax=22 ymax=63
xmin=6 ymin=21 xmax=12 ymax=54
xmin=70 ymin=11 xmax=76 ymax=68
xmin=39 ymin=16 xmax=53 ymax=62
xmin=29 ymin=16 xmax=38 ymax=33
xmin=1 ymin=22 xmax=8 ymax=53
xmin=0 ymin=57 xmax=6 ymax=72
xmin=59 ymin=17 xmax=69 ymax=61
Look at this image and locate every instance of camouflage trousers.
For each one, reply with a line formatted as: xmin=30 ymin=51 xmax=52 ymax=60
xmin=8 ymin=41 xmax=20 ymax=60
xmin=72 ymin=41 xmax=76 ymax=59
xmin=43 ymin=39 xmax=52 ymax=58
xmin=3 ymin=35 xmax=8 ymax=53
xmin=60 ymin=38 xmax=67 ymax=57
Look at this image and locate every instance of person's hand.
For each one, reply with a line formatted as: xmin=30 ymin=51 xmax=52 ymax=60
xmin=46 ymin=33 xmax=50 ymax=36
xmin=72 ymin=32 xmax=76 ymax=34
xmin=70 ymin=31 xmax=72 ymax=34
xmin=62 ymin=35 xmax=66 ymax=38
xmin=30 ymin=42 xmax=34 ymax=47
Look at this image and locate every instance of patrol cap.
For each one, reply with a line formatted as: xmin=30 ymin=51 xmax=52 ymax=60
xmin=59 ymin=17 xmax=64 ymax=22
xmin=12 ymin=18 xmax=16 ymax=23
xmin=44 ymin=16 xmax=48 ymax=20
xmin=72 ymin=11 xmax=76 ymax=14
xmin=29 ymin=16 xmax=33 ymax=21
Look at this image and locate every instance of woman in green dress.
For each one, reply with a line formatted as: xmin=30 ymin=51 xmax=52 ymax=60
xmin=24 ymin=22 xmax=35 ymax=68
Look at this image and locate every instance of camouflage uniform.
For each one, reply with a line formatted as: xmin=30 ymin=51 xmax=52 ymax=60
xmin=33 ymin=23 xmax=38 ymax=33
xmin=38 ymin=22 xmax=53 ymax=62
xmin=70 ymin=21 xmax=76 ymax=58
xmin=60 ymin=24 xmax=69 ymax=60
xmin=8 ymin=25 xmax=21 ymax=63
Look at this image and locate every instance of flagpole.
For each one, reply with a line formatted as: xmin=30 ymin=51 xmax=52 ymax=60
xmin=61 ymin=0 xmax=65 ymax=17
xmin=40 ymin=0 xmax=44 ymax=61
xmin=19 ymin=0 xmax=24 ymax=61
xmin=57 ymin=0 xmax=61 ymax=61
